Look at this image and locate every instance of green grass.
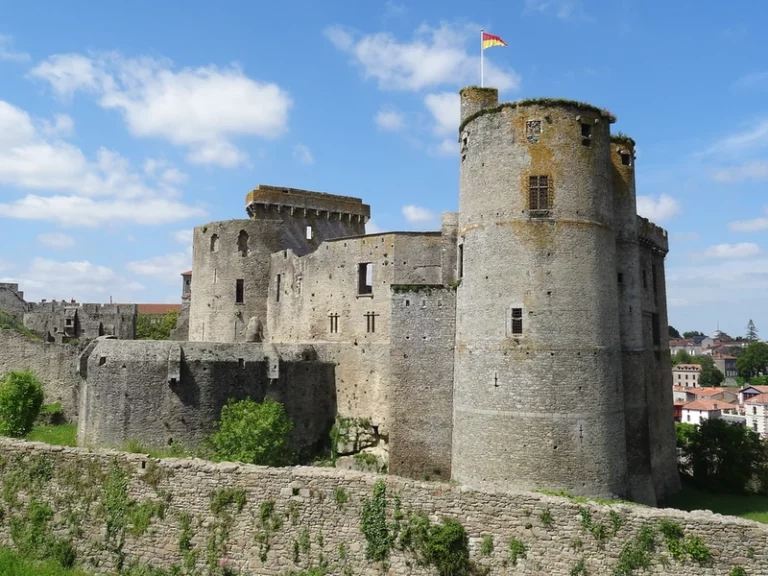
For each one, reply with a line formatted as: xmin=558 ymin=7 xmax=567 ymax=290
xmin=660 ymin=484 xmax=768 ymax=524
xmin=0 ymin=547 xmax=92 ymax=576
xmin=26 ymin=424 xmax=77 ymax=447
xmin=0 ymin=311 xmax=41 ymax=340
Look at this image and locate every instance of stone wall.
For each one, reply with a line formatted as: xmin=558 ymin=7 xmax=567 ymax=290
xmin=389 ymin=286 xmax=456 ymax=480
xmin=0 ymin=328 xmax=81 ymax=419
xmin=24 ymin=301 xmax=137 ymax=343
xmin=0 ymin=438 xmax=765 ymax=576
xmin=0 ymin=283 xmax=27 ymax=320
xmin=77 ymin=339 xmax=337 ymax=458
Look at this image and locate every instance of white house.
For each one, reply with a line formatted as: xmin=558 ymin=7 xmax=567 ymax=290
xmin=673 ymin=364 xmax=701 ymax=388
xmin=745 ymin=394 xmax=768 ymax=438
xmin=681 ymin=399 xmax=737 ymax=426
xmin=738 ymin=385 xmax=768 ymax=406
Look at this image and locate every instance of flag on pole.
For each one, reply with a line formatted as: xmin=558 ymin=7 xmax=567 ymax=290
xmin=482 ymin=32 xmax=507 ymax=49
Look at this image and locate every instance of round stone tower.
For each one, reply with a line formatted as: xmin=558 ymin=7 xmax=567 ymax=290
xmin=452 ymin=89 xmax=629 ymax=498
xmin=611 ymin=135 xmax=656 ymax=504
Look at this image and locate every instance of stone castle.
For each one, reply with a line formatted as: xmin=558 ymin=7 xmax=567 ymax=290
xmin=0 ymin=87 xmax=678 ymax=506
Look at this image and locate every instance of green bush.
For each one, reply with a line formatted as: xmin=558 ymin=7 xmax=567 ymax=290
xmin=730 ymin=566 xmax=748 ymax=576
xmin=0 ymin=370 xmax=44 ymax=437
xmin=209 ymin=398 xmax=295 ymax=466
xmin=399 ymin=514 xmax=471 ymax=576
xmin=508 ymin=538 xmax=526 ymax=567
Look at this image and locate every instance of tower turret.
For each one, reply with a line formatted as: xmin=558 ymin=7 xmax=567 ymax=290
xmin=452 ymin=90 xmax=628 ymax=498
xmin=611 ymin=135 xmax=656 ymax=504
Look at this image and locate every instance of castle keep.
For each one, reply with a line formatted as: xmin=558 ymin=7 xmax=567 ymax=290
xmin=3 ymin=87 xmax=679 ymax=506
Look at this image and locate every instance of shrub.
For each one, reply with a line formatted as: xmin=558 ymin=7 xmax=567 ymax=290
xmin=0 ymin=370 xmax=44 ymax=437
xmin=481 ymin=535 xmax=494 ymax=555
xmin=730 ymin=566 xmax=747 ymax=576
xmin=508 ymin=538 xmax=526 ymax=567
xmin=209 ymin=398 xmax=295 ymax=466
xmin=399 ymin=514 xmax=471 ymax=576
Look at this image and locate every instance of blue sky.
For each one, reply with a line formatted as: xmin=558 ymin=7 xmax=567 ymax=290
xmin=0 ymin=0 xmax=766 ymax=337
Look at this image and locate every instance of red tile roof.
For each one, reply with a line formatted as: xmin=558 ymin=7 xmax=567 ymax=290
xmin=137 ymin=304 xmax=182 ymax=315
xmin=181 ymin=270 xmax=192 ymax=276
xmin=683 ymin=399 xmax=736 ymax=412
xmin=746 ymin=394 xmax=768 ymax=405
xmin=694 ymin=388 xmax=735 ymax=397
xmin=740 ymin=385 xmax=768 ymax=394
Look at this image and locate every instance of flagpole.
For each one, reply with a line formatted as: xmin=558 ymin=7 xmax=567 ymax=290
xmin=480 ymin=29 xmax=484 ymax=87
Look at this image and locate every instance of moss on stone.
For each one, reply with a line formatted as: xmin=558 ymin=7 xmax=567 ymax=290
xmin=611 ymin=132 xmax=636 ymax=148
xmin=459 ymin=98 xmax=617 ymax=134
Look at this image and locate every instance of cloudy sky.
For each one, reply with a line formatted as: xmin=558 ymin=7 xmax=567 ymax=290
xmin=0 ymin=0 xmax=766 ymax=336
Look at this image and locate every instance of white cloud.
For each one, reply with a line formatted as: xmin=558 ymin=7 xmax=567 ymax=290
xmin=431 ymin=138 xmax=458 ymax=157
xmin=636 ymin=194 xmax=680 ymax=223
xmin=0 ymin=99 xmax=205 ymax=227
xmin=366 ymin=219 xmax=384 ymax=234
xmin=38 ymin=114 xmax=74 ymax=138
xmin=325 ymin=22 xmax=521 ymax=92
xmin=37 ymin=232 xmax=76 ymax=250
xmin=0 ymin=195 xmax=205 ymax=227
xmin=701 ymin=119 xmax=768 ymax=157
xmin=666 ymin=256 xmax=768 ymax=309
xmin=0 ymin=35 xmax=30 ymax=63
xmin=701 ymin=243 xmax=761 ymax=260
xmin=712 ymin=161 xmax=768 ymax=183
xmin=173 ymin=229 xmax=193 ymax=246
xmin=293 ymin=143 xmax=314 ymax=165
xmin=424 ymin=92 xmax=459 ymax=136
xmin=30 ymin=53 xmax=293 ymax=167
xmin=402 ymin=204 xmax=436 ymax=223
xmin=374 ymin=107 xmax=405 ymax=132
xmin=2 ymin=258 xmax=144 ymax=302
xmin=730 ymin=208 xmax=768 ymax=232
xmin=126 ymin=252 xmax=191 ymax=284
xmin=143 ymin=158 xmax=188 ymax=185
xmin=524 ymin=0 xmax=591 ymax=21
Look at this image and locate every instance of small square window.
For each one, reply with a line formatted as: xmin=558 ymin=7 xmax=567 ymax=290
xmin=620 ymin=152 xmax=632 ymax=166
xmin=581 ymin=123 xmax=592 ymax=138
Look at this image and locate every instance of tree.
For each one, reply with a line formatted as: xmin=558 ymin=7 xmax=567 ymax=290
xmin=0 ymin=370 xmax=44 ymax=437
xmin=668 ymin=325 xmax=681 ymax=339
xmin=737 ymin=342 xmax=768 ymax=380
xmin=210 ymin=398 xmax=295 ymax=466
xmin=136 ymin=309 xmax=179 ymax=340
xmin=691 ymin=355 xmax=725 ymax=387
xmin=683 ymin=331 xmax=707 ymax=339
xmin=747 ymin=319 xmax=759 ymax=342
xmin=676 ymin=419 xmax=768 ymax=493
xmin=671 ymin=350 xmax=691 ymax=366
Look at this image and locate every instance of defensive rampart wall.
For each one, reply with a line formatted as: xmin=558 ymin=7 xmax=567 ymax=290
xmin=0 ymin=439 xmax=763 ymax=576
xmin=0 ymin=328 xmax=81 ymax=419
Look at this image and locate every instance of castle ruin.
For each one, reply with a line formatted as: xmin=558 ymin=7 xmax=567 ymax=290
xmin=2 ymin=87 xmax=679 ymax=505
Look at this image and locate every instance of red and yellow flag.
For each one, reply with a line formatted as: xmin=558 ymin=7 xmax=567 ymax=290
xmin=482 ymin=32 xmax=507 ymax=49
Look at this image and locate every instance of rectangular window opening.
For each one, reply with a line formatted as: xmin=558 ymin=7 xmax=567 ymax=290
xmin=528 ymin=175 xmax=550 ymax=211
xmin=642 ymin=269 xmax=648 ymax=289
xmin=652 ymin=312 xmax=660 ymax=346
xmin=652 ymin=264 xmax=658 ymax=299
xmin=511 ymin=308 xmax=523 ymax=336
xmin=581 ymin=123 xmax=592 ymax=138
xmin=276 ymin=274 xmax=281 ymax=302
xmin=365 ymin=312 xmax=376 ymax=333
xmin=358 ymin=263 xmax=373 ymax=295
xmin=306 ymin=225 xmax=313 ymax=240
xmin=235 ymin=279 xmax=244 ymax=304
xmin=617 ymin=272 xmax=623 ymax=284
xmin=621 ymin=152 xmax=632 ymax=166
xmin=329 ymin=313 xmax=339 ymax=334
xmin=458 ymin=244 xmax=464 ymax=278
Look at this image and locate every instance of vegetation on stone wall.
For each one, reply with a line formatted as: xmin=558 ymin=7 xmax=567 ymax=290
xmin=0 ymin=311 xmax=40 ymax=340
xmin=0 ymin=369 xmax=44 ymax=437
xmin=136 ymin=310 xmax=179 ymax=340
xmin=210 ymin=398 xmax=295 ymax=466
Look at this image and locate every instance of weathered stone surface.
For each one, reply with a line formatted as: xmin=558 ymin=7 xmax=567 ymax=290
xmin=0 ymin=439 xmax=764 ymax=576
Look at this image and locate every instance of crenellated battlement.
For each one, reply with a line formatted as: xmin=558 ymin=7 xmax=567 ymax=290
xmin=637 ymin=216 xmax=669 ymax=256
xmin=245 ymin=184 xmax=370 ymax=222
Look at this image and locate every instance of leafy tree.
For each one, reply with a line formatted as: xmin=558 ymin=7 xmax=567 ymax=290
xmin=210 ymin=398 xmax=295 ymax=466
xmin=668 ymin=325 xmax=682 ymax=339
xmin=0 ymin=370 xmax=44 ymax=437
xmin=676 ymin=419 xmax=768 ymax=493
xmin=692 ymin=355 xmax=724 ymax=387
xmin=747 ymin=319 xmax=759 ymax=342
xmin=671 ymin=350 xmax=691 ymax=366
xmin=136 ymin=309 xmax=179 ymax=340
xmin=737 ymin=342 xmax=768 ymax=379
xmin=683 ymin=331 xmax=707 ymax=339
